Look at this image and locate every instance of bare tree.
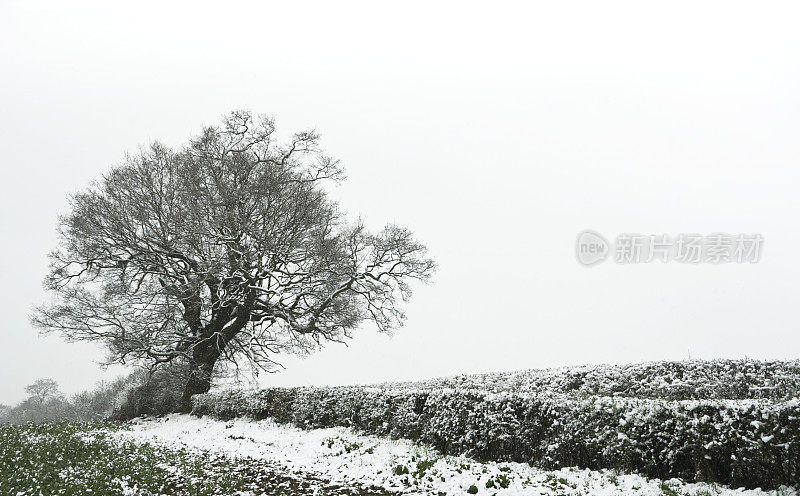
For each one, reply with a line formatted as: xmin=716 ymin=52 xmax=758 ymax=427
xmin=24 ymin=379 xmax=60 ymax=404
xmin=33 ymin=111 xmax=435 ymax=411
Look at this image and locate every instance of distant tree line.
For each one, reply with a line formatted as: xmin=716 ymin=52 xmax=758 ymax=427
xmin=0 ymin=367 xmax=189 ymax=424
xmin=0 ymin=377 xmax=123 ymax=424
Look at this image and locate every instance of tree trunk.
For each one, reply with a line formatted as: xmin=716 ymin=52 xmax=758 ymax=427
xmin=179 ymin=354 xmax=217 ymax=413
xmin=178 ymin=308 xmax=248 ymax=413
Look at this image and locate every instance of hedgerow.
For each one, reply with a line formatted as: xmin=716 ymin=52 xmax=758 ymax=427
xmin=384 ymin=359 xmax=800 ymax=400
xmin=193 ymin=362 xmax=800 ymax=490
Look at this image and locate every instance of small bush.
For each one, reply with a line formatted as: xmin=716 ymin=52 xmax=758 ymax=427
xmin=393 ymin=464 xmax=409 ymax=475
xmin=112 ymin=365 xmax=187 ymax=420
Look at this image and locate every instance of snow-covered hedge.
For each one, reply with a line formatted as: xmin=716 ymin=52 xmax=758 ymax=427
xmin=384 ymin=359 xmax=800 ymax=400
xmin=192 ymin=387 xmax=800 ymax=489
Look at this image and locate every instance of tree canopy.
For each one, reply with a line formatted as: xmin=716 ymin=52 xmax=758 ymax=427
xmin=24 ymin=379 xmax=60 ymax=404
xmin=33 ymin=111 xmax=435 ymax=410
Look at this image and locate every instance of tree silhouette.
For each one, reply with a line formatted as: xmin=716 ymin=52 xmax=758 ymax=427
xmin=33 ymin=111 xmax=435 ymax=411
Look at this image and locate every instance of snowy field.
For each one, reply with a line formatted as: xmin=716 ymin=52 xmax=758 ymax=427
xmin=1 ymin=422 xmax=393 ymax=496
xmin=113 ymin=414 xmax=798 ymax=496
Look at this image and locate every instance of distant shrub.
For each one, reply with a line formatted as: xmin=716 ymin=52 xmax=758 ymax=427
xmin=2 ymin=397 xmax=74 ymax=424
xmin=111 ymin=365 xmax=187 ymax=420
xmin=69 ymin=377 xmax=130 ymax=422
xmin=1 ymin=377 xmax=131 ymax=424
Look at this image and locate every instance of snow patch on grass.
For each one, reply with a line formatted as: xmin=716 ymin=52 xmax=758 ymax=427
xmin=112 ymin=415 xmax=798 ymax=496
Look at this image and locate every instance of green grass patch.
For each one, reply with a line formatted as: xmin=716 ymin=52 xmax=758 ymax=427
xmin=0 ymin=422 xmax=376 ymax=496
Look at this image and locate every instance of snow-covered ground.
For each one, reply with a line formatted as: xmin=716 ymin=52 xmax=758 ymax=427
xmin=111 ymin=415 xmax=797 ymax=496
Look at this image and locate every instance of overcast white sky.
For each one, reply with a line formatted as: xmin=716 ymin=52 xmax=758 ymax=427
xmin=1 ymin=1 xmax=799 ymax=404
